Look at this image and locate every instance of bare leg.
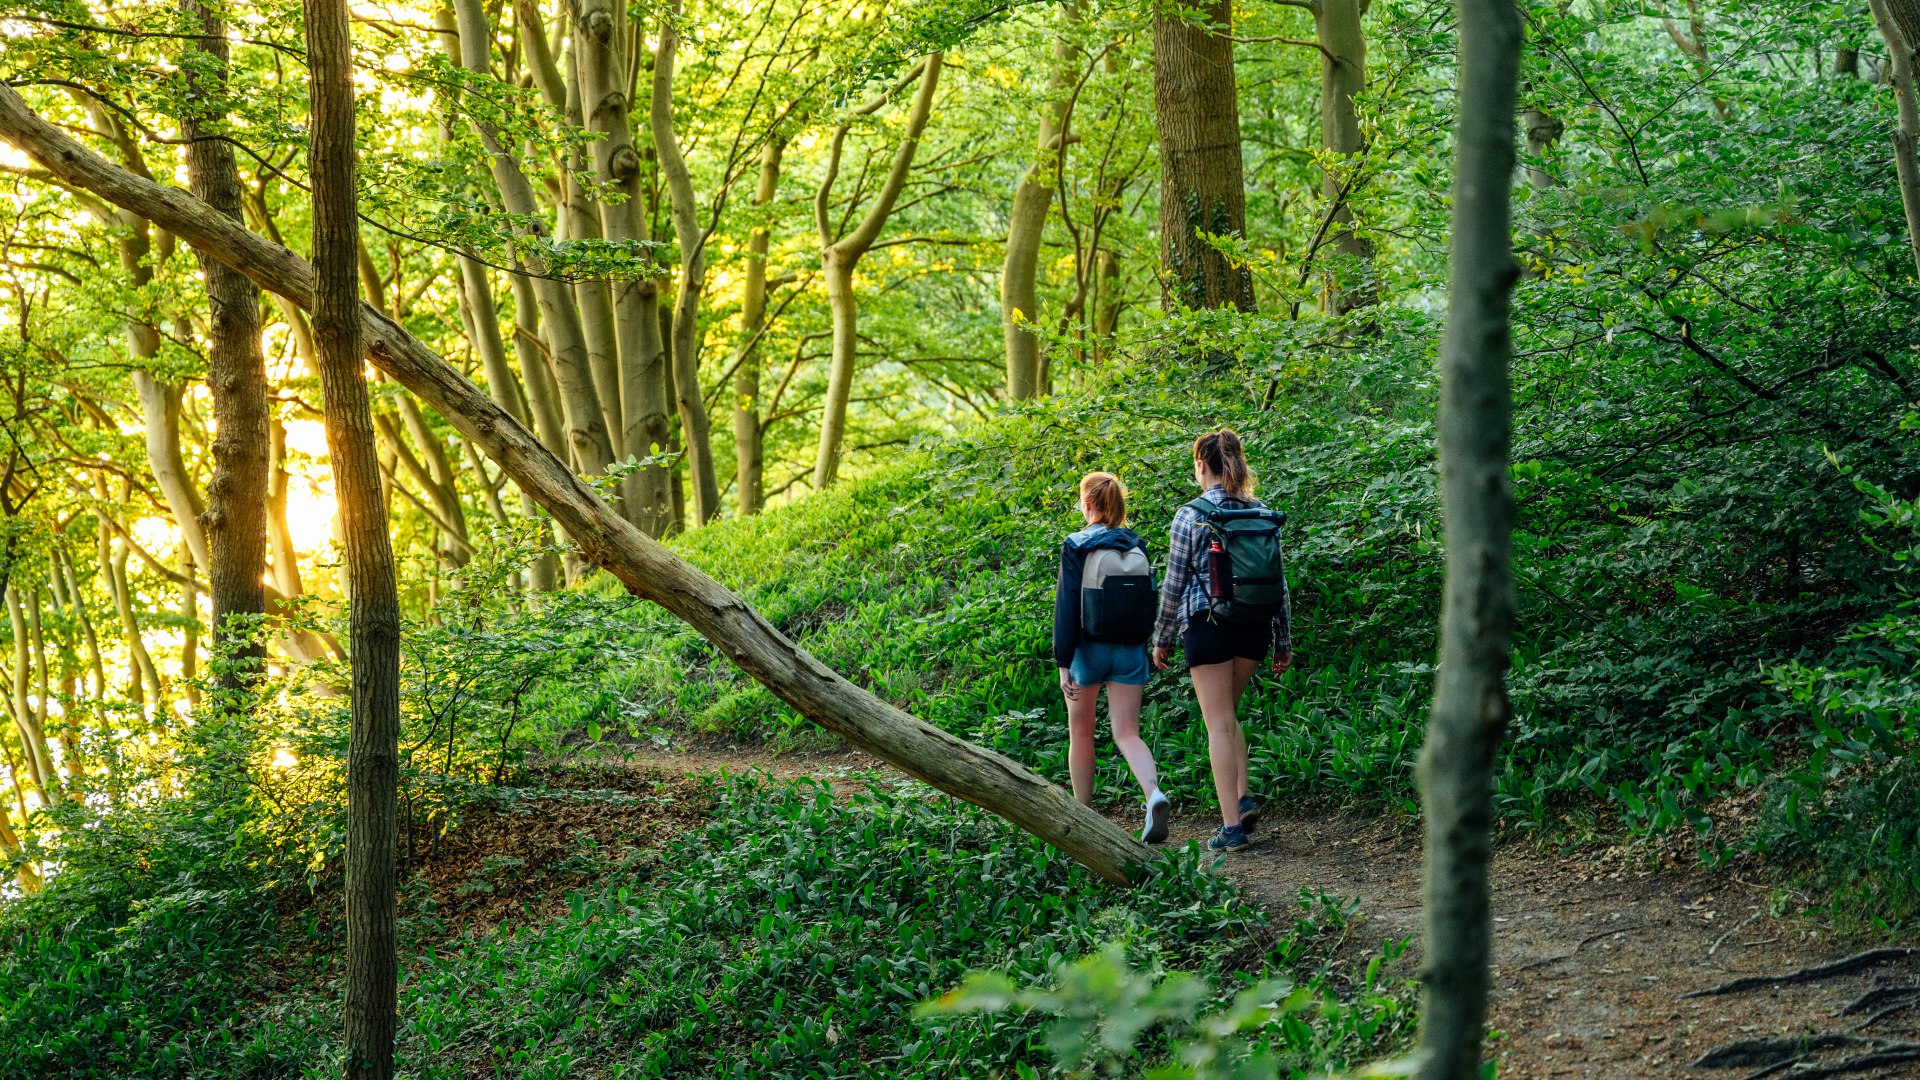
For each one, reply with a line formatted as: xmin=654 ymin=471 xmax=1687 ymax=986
xmin=1192 ymin=661 xmax=1243 ymax=826
xmin=1104 ymin=682 xmax=1158 ymax=798
xmin=1066 ymin=680 xmax=1102 ymax=806
xmin=1228 ymin=656 xmax=1258 ymax=801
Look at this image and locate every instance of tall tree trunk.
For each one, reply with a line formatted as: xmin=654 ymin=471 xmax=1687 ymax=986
xmin=448 ymin=0 xmax=615 ymax=478
xmin=183 ymin=0 xmax=270 ymax=693
xmin=812 ymin=55 xmax=944 ymax=490
xmin=1871 ymin=0 xmax=1920 ymax=280
xmin=1660 ymin=0 xmax=1733 ymax=119
xmin=57 ymin=549 xmax=106 ymax=700
xmin=0 ymin=77 xmax=1158 ymax=888
xmin=574 ymin=0 xmax=672 ymax=535
xmin=5 ymin=587 xmax=53 ymax=805
xmin=1521 ymin=104 xmax=1563 ymax=189
xmin=100 ymin=517 xmax=163 ymax=708
xmin=131 ymin=374 xmax=210 ymax=567
xmin=650 ymin=2 xmax=724 ymax=524
xmin=1002 ymin=28 xmax=1076 ymax=401
xmin=1316 ymin=0 xmax=1376 ymax=313
xmin=563 ymin=39 xmax=626 ymax=450
xmin=178 ymin=544 xmax=200 ymax=708
xmin=305 ymin=0 xmax=401 ymax=1072
xmin=0 ymin=799 xmax=40 ymax=892
xmin=1151 ymin=1 xmax=1254 ymax=312
xmin=734 ymin=136 xmax=782 ymax=515
xmin=1415 ymin=0 xmax=1520 ymax=1071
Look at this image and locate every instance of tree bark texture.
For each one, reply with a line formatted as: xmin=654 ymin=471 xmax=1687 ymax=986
xmin=1152 ymin=1 xmax=1254 ymax=312
xmin=183 ymin=0 xmax=269 ymax=693
xmin=1415 ymin=0 xmax=1521 ymax=1074
xmin=1315 ymin=0 xmax=1376 ymax=313
xmin=735 ymin=136 xmax=782 ymax=515
xmin=575 ymin=0 xmax=673 ymax=536
xmin=0 ymin=80 xmax=1153 ymax=888
xmin=448 ymin=0 xmax=615 ymax=478
xmin=1871 ymin=0 xmax=1920 ymax=280
xmin=650 ymin=2 xmax=724 ymax=525
xmin=1002 ymin=30 xmax=1075 ymax=401
xmin=812 ymin=55 xmax=943 ymax=490
xmin=301 ymin=1 xmax=402 ymax=1073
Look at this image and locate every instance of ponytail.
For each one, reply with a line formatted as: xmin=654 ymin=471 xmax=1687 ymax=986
xmin=1079 ymin=471 xmax=1128 ymax=526
xmin=1193 ymin=429 xmax=1254 ymax=497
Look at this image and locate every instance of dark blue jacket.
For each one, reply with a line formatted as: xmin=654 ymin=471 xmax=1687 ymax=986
xmin=1053 ymin=524 xmax=1150 ymax=669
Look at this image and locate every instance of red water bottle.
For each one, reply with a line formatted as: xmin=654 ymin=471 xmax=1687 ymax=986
xmin=1206 ymin=539 xmax=1233 ymax=601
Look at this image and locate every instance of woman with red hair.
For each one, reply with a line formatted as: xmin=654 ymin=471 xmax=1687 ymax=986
xmin=1054 ymin=471 xmax=1169 ymax=843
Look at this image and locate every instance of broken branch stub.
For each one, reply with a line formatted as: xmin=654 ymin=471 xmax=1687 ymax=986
xmin=0 ymin=83 xmax=1152 ymax=887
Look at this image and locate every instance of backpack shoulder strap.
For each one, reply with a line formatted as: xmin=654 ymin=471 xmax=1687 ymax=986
xmin=1184 ymin=497 xmax=1222 ymax=522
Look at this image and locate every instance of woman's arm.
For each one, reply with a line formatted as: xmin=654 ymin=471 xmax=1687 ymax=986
xmin=1053 ymin=541 xmax=1085 ymax=669
xmin=1152 ymin=509 xmax=1197 ymax=655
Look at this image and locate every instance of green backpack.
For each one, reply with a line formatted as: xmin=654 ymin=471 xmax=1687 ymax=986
xmin=1187 ymin=498 xmax=1289 ymax=623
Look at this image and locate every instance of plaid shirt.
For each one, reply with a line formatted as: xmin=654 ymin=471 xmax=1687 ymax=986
xmin=1152 ymin=485 xmax=1293 ymax=654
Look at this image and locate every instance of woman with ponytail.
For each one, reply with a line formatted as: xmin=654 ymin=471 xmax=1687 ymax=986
xmin=1054 ymin=472 xmax=1170 ymax=843
xmin=1151 ymin=430 xmax=1294 ymax=851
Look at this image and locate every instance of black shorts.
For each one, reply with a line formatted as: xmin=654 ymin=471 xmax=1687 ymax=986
xmin=1183 ymin=614 xmax=1273 ymax=668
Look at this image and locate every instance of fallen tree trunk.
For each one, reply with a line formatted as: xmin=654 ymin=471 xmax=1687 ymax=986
xmin=0 ymin=83 xmax=1150 ymax=887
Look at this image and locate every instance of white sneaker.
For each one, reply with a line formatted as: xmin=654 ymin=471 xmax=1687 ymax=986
xmin=1142 ymin=790 xmax=1171 ymax=845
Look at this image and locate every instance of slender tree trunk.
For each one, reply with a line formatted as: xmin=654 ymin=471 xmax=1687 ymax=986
xmin=5 ymin=587 xmax=52 ymax=805
xmin=101 ymin=520 xmax=163 ymax=708
xmin=1415 ymin=0 xmax=1520 ymax=1071
xmin=132 ymin=374 xmax=211 ymax=567
xmin=1316 ymin=0 xmax=1376 ymax=313
xmin=57 ymin=550 xmax=106 ymax=700
xmin=563 ymin=40 xmax=626 ymax=449
xmin=0 ymin=799 xmax=40 ymax=892
xmin=1521 ymin=105 xmax=1564 ymax=189
xmin=734 ymin=136 xmax=782 ymax=515
xmin=448 ymin=0 xmax=615 ymax=477
xmin=1002 ymin=28 xmax=1076 ymax=401
xmin=650 ymin=2 xmax=723 ymax=524
xmin=1835 ymin=45 xmax=1861 ymax=77
xmin=182 ymin=0 xmax=270 ymax=694
xmin=178 ymin=544 xmax=200 ymax=707
xmin=0 ymin=77 xmax=1155 ymax=887
xmin=1871 ymin=0 xmax=1920 ymax=280
xmin=304 ymin=0 xmax=401 ymax=1071
xmin=812 ymin=55 xmax=944 ymax=490
xmin=1660 ymin=0 xmax=1733 ymax=119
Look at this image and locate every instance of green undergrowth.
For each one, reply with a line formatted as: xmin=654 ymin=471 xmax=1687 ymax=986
xmin=593 ymin=334 xmax=1918 ymax=928
xmin=0 ymin=773 xmax=1412 ymax=1078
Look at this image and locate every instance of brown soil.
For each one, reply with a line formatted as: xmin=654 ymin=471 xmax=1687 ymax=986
xmin=1150 ymin=805 xmax=1920 ymax=1079
xmin=604 ymin=742 xmax=1920 ymax=1079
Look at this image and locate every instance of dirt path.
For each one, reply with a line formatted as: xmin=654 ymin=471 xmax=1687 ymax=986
xmin=606 ymin=743 xmax=1920 ymax=1078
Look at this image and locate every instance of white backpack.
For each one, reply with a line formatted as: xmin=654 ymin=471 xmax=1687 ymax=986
xmin=1081 ymin=546 xmax=1157 ymax=643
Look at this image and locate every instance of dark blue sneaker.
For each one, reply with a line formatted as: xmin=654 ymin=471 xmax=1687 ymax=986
xmin=1238 ymin=795 xmax=1262 ymax=836
xmin=1206 ymin=824 xmax=1249 ymax=852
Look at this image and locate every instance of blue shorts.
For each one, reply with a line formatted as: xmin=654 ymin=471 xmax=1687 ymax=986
xmin=1068 ymin=641 xmax=1149 ymax=687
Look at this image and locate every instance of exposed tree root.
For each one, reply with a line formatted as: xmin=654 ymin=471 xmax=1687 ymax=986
xmin=1681 ymin=948 xmax=1920 ymax=999
xmin=1842 ymin=983 xmax=1920 ymax=1016
xmin=1691 ymin=1033 xmax=1861 ymax=1070
xmin=1782 ymin=1044 xmax=1920 ymax=1079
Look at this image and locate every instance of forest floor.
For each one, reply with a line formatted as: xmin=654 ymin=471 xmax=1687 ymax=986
xmin=504 ymin=740 xmax=1920 ymax=1079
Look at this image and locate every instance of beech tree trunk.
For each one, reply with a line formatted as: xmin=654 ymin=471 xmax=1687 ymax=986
xmin=574 ymin=0 xmax=673 ymax=535
xmin=1316 ymin=0 xmax=1376 ymax=313
xmin=182 ymin=0 xmax=269 ymax=693
xmin=650 ymin=2 xmax=724 ymax=525
xmin=735 ymin=136 xmax=782 ymax=516
xmin=1415 ymin=0 xmax=1521 ymax=1072
xmin=302 ymin=0 xmax=402 ymax=1072
xmin=812 ymin=55 xmax=944 ymax=490
xmin=1002 ymin=30 xmax=1074 ymax=401
xmin=5 ymin=586 xmax=53 ymax=807
xmin=1871 ymin=0 xmax=1920 ymax=280
xmin=448 ymin=0 xmax=615 ymax=478
xmin=1152 ymin=1 xmax=1254 ymax=312
xmin=0 ymin=80 xmax=1152 ymax=887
